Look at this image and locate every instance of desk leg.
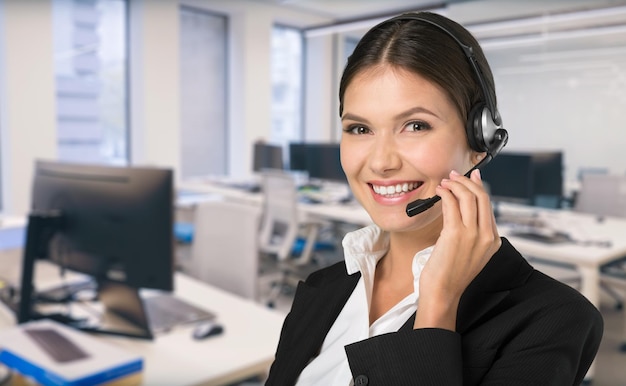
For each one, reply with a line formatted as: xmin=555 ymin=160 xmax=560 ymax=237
xmin=578 ymin=265 xmax=600 ymax=382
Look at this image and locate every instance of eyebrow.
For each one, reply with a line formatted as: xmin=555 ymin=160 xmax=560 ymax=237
xmin=341 ymin=106 xmax=441 ymax=122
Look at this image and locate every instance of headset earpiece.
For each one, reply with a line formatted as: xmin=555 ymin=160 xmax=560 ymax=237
xmin=466 ymin=103 xmax=499 ymax=153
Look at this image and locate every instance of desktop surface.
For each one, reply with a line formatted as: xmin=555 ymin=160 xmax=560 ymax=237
xmin=0 ymin=251 xmax=286 ymax=386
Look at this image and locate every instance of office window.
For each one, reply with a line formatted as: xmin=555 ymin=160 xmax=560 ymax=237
xmin=179 ymin=7 xmax=227 ymax=178
xmin=53 ymin=0 xmax=129 ymax=165
xmin=271 ymin=25 xmax=304 ymax=145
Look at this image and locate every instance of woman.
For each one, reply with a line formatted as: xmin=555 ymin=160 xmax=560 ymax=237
xmin=266 ymin=11 xmax=602 ymax=385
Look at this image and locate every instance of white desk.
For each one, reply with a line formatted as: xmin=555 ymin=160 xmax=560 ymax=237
xmin=179 ymin=180 xmax=626 ymax=307
xmin=178 ymin=179 xmax=373 ymax=226
xmin=496 ymin=203 xmax=626 ymax=309
xmin=0 ymin=251 xmax=286 ymax=386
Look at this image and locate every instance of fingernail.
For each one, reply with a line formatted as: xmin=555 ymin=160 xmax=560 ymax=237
xmin=450 ymin=170 xmax=460 ymax=176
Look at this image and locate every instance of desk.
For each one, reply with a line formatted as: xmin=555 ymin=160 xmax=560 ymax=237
xmin=179 ymin=181 xmax=626 ymax=302
xmin=0 ymin=250 xmax=286 ymax=386
xmin=180 ymin=181 xmax=626 ymax=305
xmin=496 ymin=203 xmax=626 ymax=309
xmin=178 ymin=179 xmax=373 ymax=226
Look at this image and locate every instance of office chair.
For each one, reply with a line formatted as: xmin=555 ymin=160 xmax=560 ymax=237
xmin=258 ymin=170 xmax=335 ymax=308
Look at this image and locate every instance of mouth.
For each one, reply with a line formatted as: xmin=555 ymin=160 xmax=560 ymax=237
xmin=370 ymin=181 xmax=423 ymax=198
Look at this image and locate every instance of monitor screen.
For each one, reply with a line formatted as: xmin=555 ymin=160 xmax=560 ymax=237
xmin=480 ymin=153 xmax=535 ymax=204
xmin=288 ymin=142 xmax=346 ymax=183
xmin=253 ymin=142 xmax=284 ymax=172
xmin=288 ymin=143 xmax=308 ymax=172
xmin=30 ymin=160 xmax=174 ymax=291
xmin=532 ymin=151 xmax=563 ymax=197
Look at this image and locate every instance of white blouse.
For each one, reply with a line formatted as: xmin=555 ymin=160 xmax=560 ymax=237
xmin=296 ymin=224 xmax=433 ymax=386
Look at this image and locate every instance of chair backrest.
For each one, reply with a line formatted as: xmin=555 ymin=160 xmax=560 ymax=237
xmin=258 ymin=170 xmax=300 ymax=261
xmin=190 ymin=199 xmax=261 ymax=300
xmin=574 ymin=173 xmax=626 ymax=218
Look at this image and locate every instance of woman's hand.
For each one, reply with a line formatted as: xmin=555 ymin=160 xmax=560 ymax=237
xmin=414 ymin=168 xmax=501 ymax=330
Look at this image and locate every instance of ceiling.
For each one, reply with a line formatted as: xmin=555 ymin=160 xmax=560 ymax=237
xmin=248 ymin=0 xmax=626 ymax=26
xmin=249 ymin=0 xmax=626 ymax=104
xmin=250 ymin=0 xmax=626 ymax=67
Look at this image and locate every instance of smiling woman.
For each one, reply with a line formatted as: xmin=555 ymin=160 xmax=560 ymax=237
xmin=266 ymin=11 xmax=603 ymax=386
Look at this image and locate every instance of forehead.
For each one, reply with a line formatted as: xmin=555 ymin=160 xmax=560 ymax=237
xmin=343 ymin=65 xmax=458 ymax=117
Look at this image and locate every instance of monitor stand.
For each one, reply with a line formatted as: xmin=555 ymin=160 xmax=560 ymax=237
xmin=16 ymin=211 xmax=154 ymax=340
xmin=17 ymin=211 xmax=64 ymax=324
xmin=82 ymin=279 xmax=154 ymax=340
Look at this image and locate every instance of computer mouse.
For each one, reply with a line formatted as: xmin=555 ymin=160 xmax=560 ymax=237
xmin=192 ymin=321 xmax=224 ymax=340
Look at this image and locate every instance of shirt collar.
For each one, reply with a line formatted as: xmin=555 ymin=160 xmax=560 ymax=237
xmin=342 ymin=224 xmax=435 ymax=296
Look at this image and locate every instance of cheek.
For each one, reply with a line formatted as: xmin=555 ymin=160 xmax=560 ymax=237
xmin=404 ymin=138 xmax=472 ymax=177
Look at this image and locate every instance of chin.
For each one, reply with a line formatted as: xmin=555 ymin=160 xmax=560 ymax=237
xmin=374 ymin=207 xmax=442 ymax=234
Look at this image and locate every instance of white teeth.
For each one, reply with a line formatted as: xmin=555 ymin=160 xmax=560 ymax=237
xmin=372 ymin=182 xmax=420 ymax=196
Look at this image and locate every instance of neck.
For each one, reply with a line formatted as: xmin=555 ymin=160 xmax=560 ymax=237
xmin=378 ymin=215 xmax=442 ymax=278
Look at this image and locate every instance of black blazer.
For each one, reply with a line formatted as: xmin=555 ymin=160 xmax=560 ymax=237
xmin=266 ymin=238 xmax=603 ymax=385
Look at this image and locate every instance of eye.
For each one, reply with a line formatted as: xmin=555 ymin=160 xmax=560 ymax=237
xmin=405 ymin=121 xmax=431 ymax=132
xmin=343 ymin=125 xmax=370 ymax=135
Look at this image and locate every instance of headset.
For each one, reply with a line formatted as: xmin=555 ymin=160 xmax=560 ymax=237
xmin=379 ymin=13 xmax=510 ymax=216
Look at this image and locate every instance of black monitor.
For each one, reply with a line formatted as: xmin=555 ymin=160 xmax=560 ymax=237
xmin=532 ymin=151 xmax=563 ymax=198
xmin=481 ymin=151 xmax=564 ymax=208
xmin=253 ymin=142 xmax=284 ymax=172
xmin=480 ymin=153 xmax=535 ymax=205
xmin=288 ymin=143 xmax=308 ymax=172
xmin=17 ymin=160 xmax=174 ymax=331
xmin=289 ymin=142 xmax=347 ymax=183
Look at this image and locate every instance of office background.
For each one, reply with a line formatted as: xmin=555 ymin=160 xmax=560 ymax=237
xmin=1 ymin=0 xmax=626 ymax=217
xmin=1 ymin=1 xmax=626 ymax=384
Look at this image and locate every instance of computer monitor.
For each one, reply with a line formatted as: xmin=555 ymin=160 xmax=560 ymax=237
xmin=288 ymin=142 xmax=347 ymax=183
xmin=288 ymin=143 xmax=308 ymax=172
xmin=18 ymin=160 xmax=174 ymax=329
xmin=253 ymin=142 xmax=284 ymax=172
xmin=480 ymin=153 xmax=535 ymax=205
xmin=481 ymin=151 xmax=564 ymax=208
xmin=531 ymin=151 xmax=563 ymax=203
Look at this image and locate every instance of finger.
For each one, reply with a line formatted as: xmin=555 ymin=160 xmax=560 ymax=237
xmin=436 ymin=181 xmax=462 ymax=232
xmin=444 ymin=171 xmax=479 ymax=229
xmin=468 ymin=169 xmax=500 ymax=243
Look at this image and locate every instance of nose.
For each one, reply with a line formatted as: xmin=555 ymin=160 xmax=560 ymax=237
xmin=368 ymin=134 xmax=402 ymax=176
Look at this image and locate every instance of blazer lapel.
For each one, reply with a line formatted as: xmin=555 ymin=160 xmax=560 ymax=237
xmin=275 ymin=268 xmax=361 ymax=380
xmin=457 ymin=237 xmax=533 ymax=333
xmin=400 ymin=237 xmax=533 ymax=333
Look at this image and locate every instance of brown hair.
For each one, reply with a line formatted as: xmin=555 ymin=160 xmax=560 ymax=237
xmin=338 ymin=11 xmax=496 ymax=125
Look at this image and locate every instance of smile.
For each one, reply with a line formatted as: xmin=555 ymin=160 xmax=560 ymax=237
xmin=371 ymin=182 xmax=422 ymax=197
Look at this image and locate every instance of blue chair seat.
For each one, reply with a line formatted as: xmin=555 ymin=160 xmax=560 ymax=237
xmin=291 ymin=237 xmax=335 ymax=256
xmin=174 ymin=222 xmax=195 ymax=244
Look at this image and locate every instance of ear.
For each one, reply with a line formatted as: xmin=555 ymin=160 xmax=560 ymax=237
xmin=472 ymin=151 xmax=487 ymax=166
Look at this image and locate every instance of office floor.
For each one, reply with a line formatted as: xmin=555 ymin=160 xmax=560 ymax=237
xmin=256 ymin=270 xmax=626 ymax=386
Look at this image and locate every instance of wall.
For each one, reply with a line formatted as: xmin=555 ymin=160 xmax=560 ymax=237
xmin=180 ymin=0 xmax=331 ymax=178
xmin=0 ymin=0 xmax=57 ymax=216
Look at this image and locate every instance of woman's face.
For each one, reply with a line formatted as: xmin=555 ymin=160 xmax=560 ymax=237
xmin=340 ymin=65 xmax=479 ymax=234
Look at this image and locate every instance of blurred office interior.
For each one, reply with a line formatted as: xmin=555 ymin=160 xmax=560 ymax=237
xmin=1 ymin=0 xmax=626 ymax=385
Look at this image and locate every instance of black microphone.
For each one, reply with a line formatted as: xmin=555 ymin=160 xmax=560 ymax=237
xmin=405 ymin=129 xmax=508 ymax=217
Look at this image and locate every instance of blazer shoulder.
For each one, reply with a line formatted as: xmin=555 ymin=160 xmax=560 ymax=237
xmin=304 ymin=261 xmax=354 ymax=287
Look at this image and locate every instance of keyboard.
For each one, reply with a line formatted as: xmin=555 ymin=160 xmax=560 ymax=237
xmin=508 ymin=230 xmax=571 ymax=245
xmin=24 ymin=328 xmax=90 ymax=363
xmin=143 ymin=294 xmax=215 ymax=332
